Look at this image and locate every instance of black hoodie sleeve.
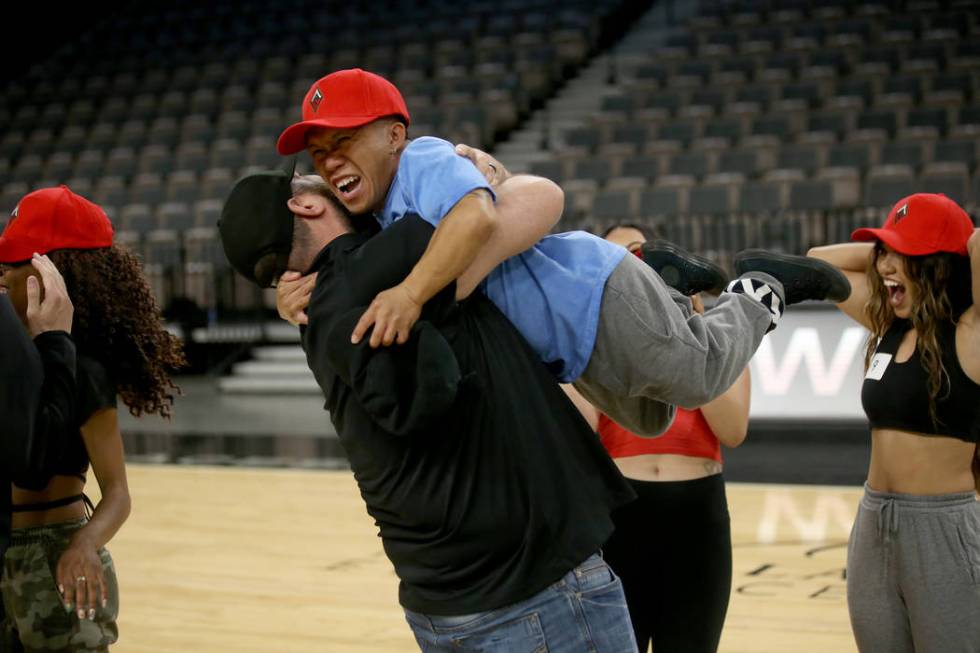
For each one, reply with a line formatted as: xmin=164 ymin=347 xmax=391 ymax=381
xmin=0 ymin=295 xmax=76 ymax=477
xmin=305 ymin=303 xmax=461 ymax=437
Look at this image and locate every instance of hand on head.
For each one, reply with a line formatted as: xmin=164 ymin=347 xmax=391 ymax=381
xmin=25 ymin=253 xmax=73 ymax=338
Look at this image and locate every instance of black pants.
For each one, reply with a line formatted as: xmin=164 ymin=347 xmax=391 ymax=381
xmin=602 ymin=473 xmax=732 ymax=653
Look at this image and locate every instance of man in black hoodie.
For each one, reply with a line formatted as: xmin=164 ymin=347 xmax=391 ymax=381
xmin=220 ymin=165 xmax=639 ymax=652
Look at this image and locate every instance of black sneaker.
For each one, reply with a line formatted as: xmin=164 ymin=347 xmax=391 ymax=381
xmin=733 ymin=249 xmax=851 ymax=305
xmin=641 ymin=240 xmax=729 ymax=296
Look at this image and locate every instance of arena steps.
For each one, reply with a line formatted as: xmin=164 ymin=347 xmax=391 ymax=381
xmin=219 ymin=343 xmax=318 ymax=394
xmin=494 ymin=0 xmax=692 ymax=168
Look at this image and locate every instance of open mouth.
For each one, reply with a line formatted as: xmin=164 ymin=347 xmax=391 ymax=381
xmin=334 ymin=175 xmax=361 ymax=198
xmin=883 ymin=279 xmax=906 ymax=306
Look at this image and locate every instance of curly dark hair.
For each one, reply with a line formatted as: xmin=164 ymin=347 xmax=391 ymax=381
xmin=49 ymin=246 xmax=186 ymax=418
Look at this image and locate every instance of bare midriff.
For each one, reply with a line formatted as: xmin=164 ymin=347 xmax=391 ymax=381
xmin=868 ymin=428 xmax=977 ymax=495
xmin=11 ymin=476 xmax=87 ymax=528
xmin=614 ymin=453 xmax=722 ymax=482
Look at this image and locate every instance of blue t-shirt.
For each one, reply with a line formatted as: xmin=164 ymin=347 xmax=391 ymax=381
xmin=378 ymin=137 xmax=626 ymax=382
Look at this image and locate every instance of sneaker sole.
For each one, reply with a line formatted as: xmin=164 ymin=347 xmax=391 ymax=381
xmin=733 ymin=249 xmax=851 ymax=304
xmin=643 ymin=240 xmax=729 ymax=295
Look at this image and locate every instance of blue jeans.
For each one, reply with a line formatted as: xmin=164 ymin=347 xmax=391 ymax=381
xmin=404 ymin=553 xmax=638 ymax=652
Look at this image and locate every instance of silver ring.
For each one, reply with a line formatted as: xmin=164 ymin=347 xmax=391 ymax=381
xmin=75 ymin=576 xmax=86 ymax=583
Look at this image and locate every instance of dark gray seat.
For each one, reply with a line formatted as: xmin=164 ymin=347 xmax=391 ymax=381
xmin=668 ymin=152 xmax=710 ymax=178
xmin=640 ymin=186 xmax=682 ymax=217
xmin=621 ymin=155 xmax=661 ymax=181
xmin=718 ymin=149 xmax=762 ymax=177
xmin=592 ymin=189 xmax=635 ymax=221
xmin=917 ymin=165 xmax=970 ymax=207
xmin=657 ymin=120 xmax=699 ymax=146
xmin=828 ymin=143 xmax=872 ymax=170
xmin=934 ymin=140 xmax=976 ymax=167
xmin=175 ymin=142 xmax=210 ymax=175
xmin=739 ymin=181 xmax=782 ymax=213
xmin=570 ymin=158 xmax=612 ymax=184
xmin=703 ymin=118 xmax=743 ymax=143
xmin=156 ymin=202 xmax=196 ymax=232
xmin=776 ymin=145 xmax=820 ymax=174
xmin=864 ymin=165 xmax=916 ymax=208
xmin=858 ymin=110 xmax=898 ymax=136
xmin=129 ymin=172 xmax=164 ymax=205
xmin=689 ymin=183 xmax=732 ymax=215
xmin=880 ymin=141 xmax=925 ymax=169
xmin=165 ymin=170 xmax=199 ymax=204
xmin=137 ymin=145 xmax=173 ymax=175
xmin=119 ymin=203 xmax=155 ymax=233
xmin=529 ymin=160 xmax=564 ymax=182
xmin=789 ymin=179 xmax=835 ymax=211
xmin=907 ymin=107 xmax=948 ymax=134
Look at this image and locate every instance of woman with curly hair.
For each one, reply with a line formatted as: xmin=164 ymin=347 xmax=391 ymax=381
xmin=0 ymin=186 xmax=184 ymax=651
xmin=808 ymin=193 xmax=980 ymax=652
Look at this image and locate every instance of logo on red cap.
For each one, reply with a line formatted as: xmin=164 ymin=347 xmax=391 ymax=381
xmin=310 ymin=87 xmax=323 ymax=113
xmin=895 ymin=203 xmax=908 ymax=222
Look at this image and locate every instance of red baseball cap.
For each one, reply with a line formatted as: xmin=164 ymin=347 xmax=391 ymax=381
xmin=851 ymin=193 xmax=974 ymax=256
xmin=0 ymin=186 xmax=113 ymax=262
xmin=277 ymin=68 xmax=411 ymax=155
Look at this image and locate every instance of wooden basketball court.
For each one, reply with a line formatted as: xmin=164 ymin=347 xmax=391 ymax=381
xmin=101 ymin=465 xmax=862 ymax=653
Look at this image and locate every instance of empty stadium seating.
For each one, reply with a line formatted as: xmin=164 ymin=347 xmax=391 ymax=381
xmin=2 ymin=0 xmax=979 ymax=320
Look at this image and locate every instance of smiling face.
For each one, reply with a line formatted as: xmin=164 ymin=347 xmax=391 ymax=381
xmin=874 ymin=243 xmax=916 ymax=319
xmin=0 ymin=260 xmax=38 ymax=324
xmin=305 ymin=119 xmax=405 ymax=215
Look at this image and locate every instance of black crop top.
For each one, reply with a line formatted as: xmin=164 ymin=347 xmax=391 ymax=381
xmin=12 ymin=355 xmax=117 ymax=490
xmin=861 ymin=318 xmax=980 ymax=443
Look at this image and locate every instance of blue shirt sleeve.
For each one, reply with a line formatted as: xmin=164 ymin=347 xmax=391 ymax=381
xmin=396 ymin=137 xmax=495 ymax=229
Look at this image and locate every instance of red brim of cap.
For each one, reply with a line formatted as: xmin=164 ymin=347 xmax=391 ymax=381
xmin=0 ymin=236 xmax=39 ymax=263
xmin=850 ymin=226 xmax=968 ymax=256
xmin=276 ymin=116 xmax=380 ymax=155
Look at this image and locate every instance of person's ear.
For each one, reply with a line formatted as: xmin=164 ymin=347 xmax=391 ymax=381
xmin=388 ymin=121 xmax=406 ymax=150
xmin=287 ymin=195 xmax=325 ymax=218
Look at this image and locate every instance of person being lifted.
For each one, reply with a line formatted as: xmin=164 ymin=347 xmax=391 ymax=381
xmin=275 ymin=68 xmax=850 ymax=436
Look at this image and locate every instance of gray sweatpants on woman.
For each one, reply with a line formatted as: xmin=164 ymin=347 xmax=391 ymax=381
xmin=573 ymin=252 xmax=776 ymax=436
xmin=847 ymin=484 xmax=980 ymax=653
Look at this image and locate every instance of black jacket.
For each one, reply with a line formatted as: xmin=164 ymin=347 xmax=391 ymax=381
xmin=0 ymin=295 xmax=76 ymax=559
xmin=300 ymin=215 xmax=634 ymax=615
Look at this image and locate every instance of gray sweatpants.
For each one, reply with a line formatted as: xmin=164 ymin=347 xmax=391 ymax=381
xmin=847 ymin=484 xmax=980 ymax=653
xmin=572 ymin=253 xmax=775 ymax=436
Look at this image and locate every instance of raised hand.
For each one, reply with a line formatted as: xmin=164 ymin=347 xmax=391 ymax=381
xmin=25 ymin=253 xmax=73 ymax=338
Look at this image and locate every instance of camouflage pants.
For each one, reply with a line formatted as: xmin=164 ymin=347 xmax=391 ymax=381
xmin=1 ymin=520 xmax=118 ymax=652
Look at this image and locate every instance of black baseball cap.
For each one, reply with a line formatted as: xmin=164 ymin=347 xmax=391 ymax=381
xmin=219 ymin=158 xmax=296 ymax=288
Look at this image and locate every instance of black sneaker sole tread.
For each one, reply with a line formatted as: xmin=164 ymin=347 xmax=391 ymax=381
xmin=734 ymin=249 xmax=851 ymax=304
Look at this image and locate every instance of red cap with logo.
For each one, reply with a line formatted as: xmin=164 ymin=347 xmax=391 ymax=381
xmin=277 ymin=68 xmax=411 ymax=156
xmin=851 ymin=193 xmax=974 ymax=256
xmin=0 ymin=186 xmax=113 ymax=262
